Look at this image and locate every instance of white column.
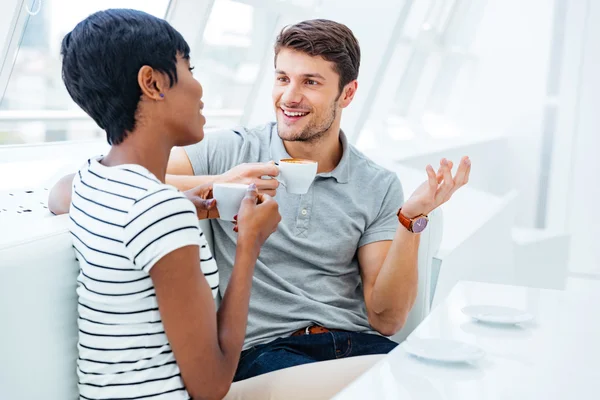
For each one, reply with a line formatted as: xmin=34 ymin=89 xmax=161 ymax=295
xmin=546 ymin=0 xmax=589 ymax=233
xmin=543 ymin=0 xmax=600 ymax=275
xmin=558 ymin=0 xmax=600 ymax=274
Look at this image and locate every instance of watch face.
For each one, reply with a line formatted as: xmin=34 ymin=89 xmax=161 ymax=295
xmin=412 ymin=217 xmax=428 ymax=233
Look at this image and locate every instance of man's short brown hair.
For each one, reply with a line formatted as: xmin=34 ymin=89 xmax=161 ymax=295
xmin=274 ymin=19 xmax=361 ymax=94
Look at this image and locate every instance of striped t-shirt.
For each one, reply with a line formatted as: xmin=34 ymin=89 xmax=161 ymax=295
xmin=70 ymin=157 xmax=218 ymax=400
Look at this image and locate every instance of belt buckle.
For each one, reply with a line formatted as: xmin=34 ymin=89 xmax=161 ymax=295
xmin=304 ymin=326 xmax=311 ymax=335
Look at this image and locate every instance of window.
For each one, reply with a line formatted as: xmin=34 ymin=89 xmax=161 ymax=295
xmin=0 ymin=0 xmax=171 ymax=145
xmin=190 ymin=0 xmax=279 ymax=126
xmin=356 ymin=0 xmax=483 ymax=151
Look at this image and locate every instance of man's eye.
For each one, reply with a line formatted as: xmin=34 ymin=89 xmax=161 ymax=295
xmin=307 ymin=80 xmax=318 ymax=85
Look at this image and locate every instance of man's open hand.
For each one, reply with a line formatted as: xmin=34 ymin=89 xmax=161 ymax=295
xmin=401 ymin=156 xmax=471 ymax=218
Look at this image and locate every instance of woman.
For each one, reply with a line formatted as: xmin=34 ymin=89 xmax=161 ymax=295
xmin=61 ymin=9 xmax=281 ymax=400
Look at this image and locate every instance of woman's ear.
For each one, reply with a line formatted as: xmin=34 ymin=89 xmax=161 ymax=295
xmin=138 ymin=66 xmax=165 ymax=101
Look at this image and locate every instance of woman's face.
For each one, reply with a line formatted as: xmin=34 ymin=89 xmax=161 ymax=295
xmin=162 ymin=55 xmax=206 ymax=146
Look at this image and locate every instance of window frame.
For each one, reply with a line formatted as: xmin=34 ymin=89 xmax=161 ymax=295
xmin=0 ymin=0 xmax=32 ymax=103
xmin=0 ymin=0 xmax=177 ymax=148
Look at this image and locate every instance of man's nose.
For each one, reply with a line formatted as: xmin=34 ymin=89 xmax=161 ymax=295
xmin=281 ymin=83 xmax=303 ymax=105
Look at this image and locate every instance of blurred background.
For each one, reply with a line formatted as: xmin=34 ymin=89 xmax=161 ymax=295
xmin=1 ymin=0 xmax=598 ymax=299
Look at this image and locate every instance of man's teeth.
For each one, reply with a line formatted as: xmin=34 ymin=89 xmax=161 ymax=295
xmin=283 ymin=110 xmax=308 ymax=117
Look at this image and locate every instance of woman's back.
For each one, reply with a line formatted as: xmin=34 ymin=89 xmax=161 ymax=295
xmin=71 ymin=157 xmax=218 ymax=399
xmin=57 ymin=9 xmax=281 ymax=398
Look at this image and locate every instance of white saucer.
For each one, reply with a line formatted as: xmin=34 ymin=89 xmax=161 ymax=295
xmin=403 ymin=338 xmax=485 ymax=363
xmin=462 ymin=305 xmax=533 ymax=325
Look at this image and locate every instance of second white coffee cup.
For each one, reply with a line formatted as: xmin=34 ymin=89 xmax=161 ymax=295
xmin=212 ymin=183 xmax=249 ymax=221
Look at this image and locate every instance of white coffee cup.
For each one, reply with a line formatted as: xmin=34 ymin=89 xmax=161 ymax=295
xmin=276 ymin=158 xmax=318 ymax=195
xmin=212 ymin=183 xmax=249 ymax=221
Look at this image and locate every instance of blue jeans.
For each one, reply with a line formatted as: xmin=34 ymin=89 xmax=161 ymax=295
xmin=233 ymin=331 xmax=397 ymax=381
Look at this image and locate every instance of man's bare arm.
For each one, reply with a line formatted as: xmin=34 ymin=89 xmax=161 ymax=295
xmin=48 ymin=173 xmax=75 ymax=215
xmin=359 ymin=231 xmax=419 ymax=336
xmin=167 ymin=147 xmax=280 ymax=195
xmin=47 ymin=147 xmax=280 ymax=214
xmin=166 ymin=147 xmax=217 ymax=190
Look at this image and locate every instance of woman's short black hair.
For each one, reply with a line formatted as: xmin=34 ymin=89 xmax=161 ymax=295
xmin=61 ymin=9 xmax=190 ymax=144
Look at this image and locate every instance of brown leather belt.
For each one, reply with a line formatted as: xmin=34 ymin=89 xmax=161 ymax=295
xmin=291 ymin=325 xmax=343 ymax=336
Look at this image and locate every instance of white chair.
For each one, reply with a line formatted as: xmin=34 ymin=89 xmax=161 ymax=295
xmin=0 ymin=213 xmax=78 ymax=399
xmin=392 ymin=206 xmax=443 ymax=342
xmin=0 ymin=188 xmax=442 ymax=399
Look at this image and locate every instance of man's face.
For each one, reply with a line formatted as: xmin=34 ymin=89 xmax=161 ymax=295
xmin=272 ymin=48 xmax=344 ymax=143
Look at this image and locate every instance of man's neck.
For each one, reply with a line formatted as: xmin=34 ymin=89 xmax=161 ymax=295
xmin=282 ymin=126 xmax=344 ymax=174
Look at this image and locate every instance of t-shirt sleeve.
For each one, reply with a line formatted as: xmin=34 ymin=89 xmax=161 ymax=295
xmin=184 ymin=128 xmax=247 ymax=176
xmin=358 ymin=174 xmax=404 ymax=248
xmin=123 ymin=187 xmax=202 ymax=273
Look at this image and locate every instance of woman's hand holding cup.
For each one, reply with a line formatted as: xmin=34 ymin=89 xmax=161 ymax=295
xmin=235 ymin=184 xmax=281 ymax=249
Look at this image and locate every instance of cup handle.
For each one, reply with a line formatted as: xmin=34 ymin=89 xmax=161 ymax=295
xmin=274 ymin=176 xmax=285 ymax=187
xmin=261 ymin=175 xmax=285 ymax=186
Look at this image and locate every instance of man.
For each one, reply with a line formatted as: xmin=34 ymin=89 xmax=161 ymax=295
xmin=50 ymin=19 xmax=470 ymax=381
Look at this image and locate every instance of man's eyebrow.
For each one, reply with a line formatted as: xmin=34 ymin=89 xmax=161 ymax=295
xmin=275 ymin=70 xmax=326 ymax=80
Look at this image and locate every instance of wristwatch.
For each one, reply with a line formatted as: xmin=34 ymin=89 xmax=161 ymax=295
xmin=397 ymin=208 xmax=429 ymax=233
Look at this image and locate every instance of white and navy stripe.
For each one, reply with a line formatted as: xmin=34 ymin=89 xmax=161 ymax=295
xmin=70 ymin=157 xmax=218 ymax=400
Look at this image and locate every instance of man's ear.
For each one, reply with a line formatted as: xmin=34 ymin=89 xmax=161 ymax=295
xmin=138 ymin=66 xmax=166 ymax=101
xmin=339 ymin=80 xmax=358 ymax=109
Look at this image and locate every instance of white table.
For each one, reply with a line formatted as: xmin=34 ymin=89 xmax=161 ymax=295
xmin=334 ymin=281 xmax=600 ymax=399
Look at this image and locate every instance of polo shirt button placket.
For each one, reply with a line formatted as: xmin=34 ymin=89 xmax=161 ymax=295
xmin=295 ymin=188 xmax=313 ymax=237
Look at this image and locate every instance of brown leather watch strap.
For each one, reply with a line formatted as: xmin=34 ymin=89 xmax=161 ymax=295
xmin=397 ymin=208 xmax=412 ymax=231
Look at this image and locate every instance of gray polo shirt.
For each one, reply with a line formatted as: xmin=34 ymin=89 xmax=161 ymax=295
xmin=185 ymin=122 xmax=403 ymax=349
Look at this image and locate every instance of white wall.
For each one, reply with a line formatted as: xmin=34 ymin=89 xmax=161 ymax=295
xmin=448 ymin=0 xmax=599 ymax=274
xmin=451 ymin=0 xmax=554 ymax=229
